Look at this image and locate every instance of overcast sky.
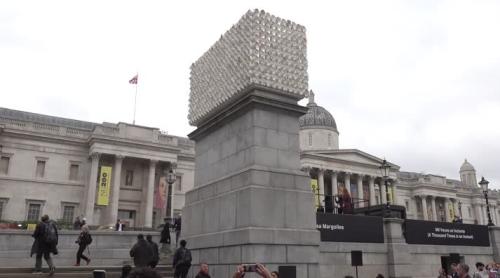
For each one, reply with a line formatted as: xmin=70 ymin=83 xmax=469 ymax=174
xmin=1 ymin=0 xmax=499 ymax=188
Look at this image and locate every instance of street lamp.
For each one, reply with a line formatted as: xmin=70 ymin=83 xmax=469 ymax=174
xmin=379 ymin=159 xmax=391 ymax=205
xmin=479 ymin=177 xmax=494 ymax=226
xmin=166 ymin=166 xmax=177 ymax=220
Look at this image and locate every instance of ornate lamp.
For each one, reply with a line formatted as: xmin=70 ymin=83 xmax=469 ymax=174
xmin=166 ymin=166 xmax=177 ymax=220
xmin=379 ymin=159 xmax=391 ymax=206
xmin=479 ymin=177 xmax=494 ymax=226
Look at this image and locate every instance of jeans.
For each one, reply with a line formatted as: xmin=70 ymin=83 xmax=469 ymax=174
xmin=76 ymin=244 xmax=89 ymax=264
xmin=174 ymin=265 xmax=190 ymax=278
xmin=35 ymin=251 xmax=53 ymax=271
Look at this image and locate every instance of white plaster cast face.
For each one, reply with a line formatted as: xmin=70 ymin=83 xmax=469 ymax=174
xmin=189 ymin=9 xmax=309 ymax=126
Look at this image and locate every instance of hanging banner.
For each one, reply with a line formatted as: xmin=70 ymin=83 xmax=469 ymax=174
xmin=449 ymin=203 xmax=455 ymax=220
xmin=405 ymin=219 xmax=489 ymax=246
xmin=311 ymin=179 xmax=320 ymax=208
xmin=97 ymin=166 xmax=112 ymax=206
xmin=154 ymin=176 xmax=167 ymax=209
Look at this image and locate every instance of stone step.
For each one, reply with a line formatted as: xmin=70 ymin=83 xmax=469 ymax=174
xmin=0 ymin=266 xmax=173 ymax=278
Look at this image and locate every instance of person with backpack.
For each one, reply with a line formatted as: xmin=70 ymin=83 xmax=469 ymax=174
xmin=74 ymin=224 xmax=92 ymax=266
xmin=31 ymin=214 xmax=58 ymax=275
xmin=130 ymin=234 xmax=154 ymax=268
xmin=146 ymin=235 xmax=159 ymax=268
xmin=173 ymin=239 xmax=192 ymax=278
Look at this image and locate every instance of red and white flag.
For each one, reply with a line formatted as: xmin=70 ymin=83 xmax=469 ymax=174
xmin=129 ymin=74 xmax=138 ymax=84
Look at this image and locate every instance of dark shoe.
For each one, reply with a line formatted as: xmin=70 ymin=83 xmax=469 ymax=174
xmin=86 ymin=259 xmax=91 ymax=265
xmin=49 ymin=266 xmax=55 ymax=276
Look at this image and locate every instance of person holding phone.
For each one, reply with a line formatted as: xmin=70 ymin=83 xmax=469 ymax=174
xmin=232 ymin=264 xmax=273 ymax=278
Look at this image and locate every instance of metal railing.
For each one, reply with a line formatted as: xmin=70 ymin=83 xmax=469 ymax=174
xmin=315 ymin=193 xmax=369 ymax=214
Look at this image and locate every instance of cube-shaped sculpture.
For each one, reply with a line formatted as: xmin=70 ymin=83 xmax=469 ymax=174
xmin=188 ymin=9 xmax=308 ymax=126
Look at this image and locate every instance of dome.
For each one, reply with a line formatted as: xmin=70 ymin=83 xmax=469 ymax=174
xmin=299 ymin=91 xmax=338 ymax=131
xmin=460 ymin=159 xmax=475 ymax=172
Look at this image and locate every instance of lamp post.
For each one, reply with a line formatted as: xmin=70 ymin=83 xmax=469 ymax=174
xmin=166 ymin=166 xmax=177 ymax=221
xmin=379 ymin=159 xmax=391 ymax=217
xmin=479 ymin=177 xmax=494 ymax=226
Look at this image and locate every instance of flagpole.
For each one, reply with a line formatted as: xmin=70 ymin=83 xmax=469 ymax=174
xmin=133 ymin=73 xmax=138 ymax=125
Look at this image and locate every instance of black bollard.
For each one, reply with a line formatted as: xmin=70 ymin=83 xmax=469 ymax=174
xmin=93 ymin=270 xmax=106 ymax=278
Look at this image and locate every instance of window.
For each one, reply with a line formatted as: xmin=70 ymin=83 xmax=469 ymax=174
xmin=69 ymin=164 xmax=79 ymax=180
xmin=328 ymin=133 xmax=332 ymax=147
xmin=0 ymin=201 xmax=4 ymax=220
xmin=176 ymin=175 xmax=182 ymax=191
xmin=0 ymin=156 xmax=10 ymax=175
xmin=468 ymin=207 xmax=472 ymax=218
xmin=36 ymin=160 xmax=46 ymax=178
xmin=308 ymin=133 xmax=312 ymax=146
xmin=125 ymin=170 xmax=134 ymax=186
xmin=62 ymin=205 xmax=75 ymax=222
xmin=405 ymin=200 xmax=410 ymax=212
xmin=27 ymin=203 xmax=41 ymax=221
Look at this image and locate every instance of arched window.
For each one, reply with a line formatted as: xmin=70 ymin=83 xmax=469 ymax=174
xmin=308 ymin=133 xmax=312 ymax=146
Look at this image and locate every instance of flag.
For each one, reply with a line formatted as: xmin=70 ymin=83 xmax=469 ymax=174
xmin=129 ymin=74 xmax=138 ymax=84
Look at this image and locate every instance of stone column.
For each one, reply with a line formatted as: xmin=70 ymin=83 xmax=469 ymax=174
xmin=483 ymin=205 xmax=489 ymax=225
xmin=318 ymin=169 xmax=325 ymax=208
xmin=331 ymin=171 xmax=338 ymax=196
xmin=444 ymin=198 xmax=452 ymax=222
xmin=421 ymin=196 xmax=428 ymax=220
xmin=381 ymin=179 xmax=387 ymax=204
xmin=108 ymin=155 xmax=124 ymax=225
xmin=344 ymin=173 xmax=351 ymax=194
xmin=369 ymin=176 xmax=376 ymax=206
xmin=474 ymin=204 xmax=483 ymax=225
xmin=493 ymin=206 xmax=498 ymax=225
xmin=357 ymin=174 xmax=364 ymax=207
xmin=430 ymin=196 xmax=437 ymax=221
xmin=385 ymin=218 xmax=412 ymax=278
xmin=452 ymin=199 xmax=458 ymax=219
xmin=144 ymin=159 xmax=157 ymax=228
xmin=390 ymin=180 xmax=397 ymax=204
xmin=85 ymin=152 xmax=100 ymax=224
xmin=489 ymin=226 xmax=500 ymax=262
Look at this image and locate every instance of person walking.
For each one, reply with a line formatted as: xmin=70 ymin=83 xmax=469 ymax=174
xmin=195 ymin=263 xmax=211 ymax=278
xmin=130 ymin=234 xmax=154 ymax=268
xmin=458 ymin=263 xmax=472 ymax=278
xmin=146 ymin=235 xmax=159 ymax=268
xmin=115 ymin=219 xmax=124 ymax=231
xmin=160 ymin=218 xmax=171 ymax=248
xmin=74 ymin=225 xmax=92 ymax=266
xmin=174 ymin=216 xmax=182 ymax=247
xmin=73 ymin=216 xmax=82 ymax=230
xmin=473 ymin=262 xmax=488 ymax=278
xmin=173 ymin=239 xmax=192 ymax=278
xmin=31 ymin=214 xmax=58 ymax=275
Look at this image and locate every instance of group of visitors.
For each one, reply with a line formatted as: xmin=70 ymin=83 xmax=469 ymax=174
xmin=437 ymin=262 xmax=500 ymax=278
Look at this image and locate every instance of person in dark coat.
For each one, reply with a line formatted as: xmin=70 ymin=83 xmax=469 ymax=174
xmin=173 ymin=239 xmax=191 ymax=278
xmin=31 ymin=214 xmax=58 ymax=275
xmin=160 ymin=218 xmax=171 ymax=247
xmin=195 ymin=263 xmax=211 ymax=278
xmin=174 ymin=216 xmax=182 ymax=246
xmin=74 ymin=225 xmax=91 ymax=266
xmin=146 ymin=235 xmax=159 ymax=268
xmin=73 ymin=216 xmax=82 ymax=230
xmin=130 ymin=234 xmax=154 ymax=267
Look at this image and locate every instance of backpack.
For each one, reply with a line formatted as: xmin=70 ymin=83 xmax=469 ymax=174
xmin=180 ymin=248 xmax=192 ymax=266
xmin=43 ymin=222 xmax=57 ymax=245
xmin=81 ymin=232 xmax=92 ymax=245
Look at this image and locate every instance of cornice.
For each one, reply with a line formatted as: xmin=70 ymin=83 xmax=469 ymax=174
xmin=88 ymin=135 xmax=181 ymax=154
xmin=2 ymin=128 xmax=88 ymax=146
xmin=0 ymin=175 xmax=85 ymax=187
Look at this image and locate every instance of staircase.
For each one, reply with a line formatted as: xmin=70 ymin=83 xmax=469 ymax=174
xmin=0 ymin=265 xmax=173 ymax=278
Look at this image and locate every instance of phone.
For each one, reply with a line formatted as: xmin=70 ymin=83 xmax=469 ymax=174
xmin=243 ymin=264 xmax=257 ymax=272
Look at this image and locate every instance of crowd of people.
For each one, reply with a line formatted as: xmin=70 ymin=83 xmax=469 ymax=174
xmin=437 ymin=262 xmax=500 ymax=278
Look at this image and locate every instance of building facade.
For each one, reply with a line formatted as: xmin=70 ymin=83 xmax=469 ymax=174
xmin=0 ymin=108 xmax=194 ymax=228
xmin=299 ymin=92 xmax=500 ymax=225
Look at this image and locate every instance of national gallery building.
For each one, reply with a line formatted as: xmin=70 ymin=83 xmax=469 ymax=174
xmin=0 ymin=107 xmax=194 ymax=228
xmin=0 ymin=95 xmax=496 ymax=227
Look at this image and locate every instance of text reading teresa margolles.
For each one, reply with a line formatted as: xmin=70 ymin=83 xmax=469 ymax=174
xmin=317 ymin=224 xmax=345 ymax=231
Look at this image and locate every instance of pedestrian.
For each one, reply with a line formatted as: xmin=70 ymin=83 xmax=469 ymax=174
xmin=451 ymin=263 xmax=460 ymax=278
xmin=146 ymin=235 xmax=159 ymax=268
xmin=173 ymin=239 xmax=192 ymax=278
xmin=160 ymin=218 xmax=171 ymax=248
xmin=130 ymin=234 xmax=154 ymax=268
xmin=174 ymin=216 xmax=182 ymax=247
xmin=473 ymin=262 xmax=488 ymax=278
xmin=458 ymin=263 xmax=471 ymax=278
xmin=31 ymin=214 xmax=58 ymax=275
xmin=195 ymin=263 xmax=211 ymax=278
xmin=115 ymin=219 xmax=124 ymax=231
xmin=438 ymin=268 xmax=447 ymax=278
xmin=73 ymin=216 xmax=82 ymax=230
xmin=74 ymin=224 xmax=92 ymax=266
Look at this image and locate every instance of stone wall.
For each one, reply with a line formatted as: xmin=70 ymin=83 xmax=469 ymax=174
xmin=0 ymin=230 xmax=164 ymax=267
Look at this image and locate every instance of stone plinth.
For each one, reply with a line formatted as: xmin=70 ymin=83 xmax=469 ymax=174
xmin=183 ymin=88 xmax=320 ymax=277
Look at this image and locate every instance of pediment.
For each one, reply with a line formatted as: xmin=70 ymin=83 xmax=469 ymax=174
xmin=302 ymin=149 xmax=400 ymax=169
